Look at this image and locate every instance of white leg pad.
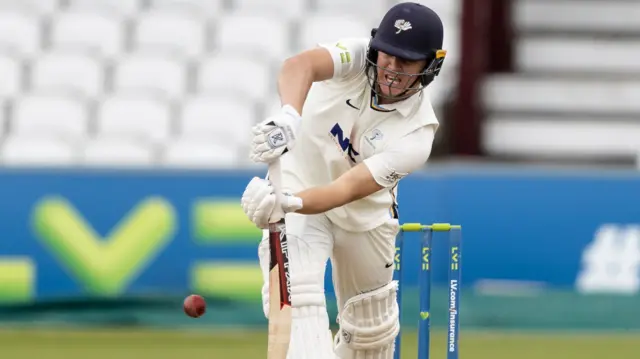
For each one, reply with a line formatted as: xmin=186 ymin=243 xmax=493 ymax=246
xmin=287 ymin=305 xmax=335 ymax=359
xmin=258 ymin=234 xmax=334 ymax=359
xmin=333 ymin=281 xmax=400 ymax=359
xmin=262 ymin=271 xmax=333 ymax=359
xmin=258 ymin=238 xmax=327 ymax=316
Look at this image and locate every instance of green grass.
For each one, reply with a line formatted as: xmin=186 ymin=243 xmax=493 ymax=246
xmin=0 ymin=327 xmax=639 ymax=358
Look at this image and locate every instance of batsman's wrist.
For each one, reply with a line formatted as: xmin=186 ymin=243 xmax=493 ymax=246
xmin=281 ymin=104 xmax=302 ymax=131
xmin=281 ymin=104 xmax=301 ymax=119
xmin=284 ymin=195 xmax=303 ymax=213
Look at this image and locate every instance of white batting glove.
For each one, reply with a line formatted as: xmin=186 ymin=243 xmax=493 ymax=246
xmin=250 ymin=104 xmax=301 ymax=163
xmin=240 ymin=177 xmax=303 ymax=229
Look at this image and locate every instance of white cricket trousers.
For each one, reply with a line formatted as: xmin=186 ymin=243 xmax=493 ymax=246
xmin=257 ymin=212 xmax=399 ymax=359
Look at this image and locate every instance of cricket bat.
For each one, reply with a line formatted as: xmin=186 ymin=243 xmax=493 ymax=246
xmin=267 ymin=159 xmax=292 ymax=359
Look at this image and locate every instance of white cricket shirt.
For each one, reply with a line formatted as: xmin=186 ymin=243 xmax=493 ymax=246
xmin=280 ymin=37 xmax=439 ymax=232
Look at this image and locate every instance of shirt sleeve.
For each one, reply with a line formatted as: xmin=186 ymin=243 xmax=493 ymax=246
xmin=363 ymin=125 xmax=437 ymax=188
xmin=318 ymin=38 xmax=369 ymax=81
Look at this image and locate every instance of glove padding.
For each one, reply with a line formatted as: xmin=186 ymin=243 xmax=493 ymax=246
xmin=250 ymin=104 xmax=302 ymax=163
xmin=240 ymin=177 xmax=303 ymax=229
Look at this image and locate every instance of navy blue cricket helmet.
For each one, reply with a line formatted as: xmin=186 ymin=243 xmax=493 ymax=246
xmin=366 ymin=2 xmax=447 ymax=100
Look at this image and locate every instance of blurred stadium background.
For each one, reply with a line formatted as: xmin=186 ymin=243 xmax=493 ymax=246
xmin=1 ymin=0 xmax=640 ymax=358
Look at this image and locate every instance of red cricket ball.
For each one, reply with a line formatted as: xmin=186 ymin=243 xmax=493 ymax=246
xmin=183 ymin=294 xmax=206 ymax=318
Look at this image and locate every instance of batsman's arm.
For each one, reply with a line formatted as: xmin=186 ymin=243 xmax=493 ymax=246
xmin=293 ymin=163 xmax=383 ymax=215
xmin=278 ymin=39 xmax=369 ymax=115
xmin=278 ymin=48 xmax=334 ymax=115
xmin=293 ymin=125 xmax=436 ymax=215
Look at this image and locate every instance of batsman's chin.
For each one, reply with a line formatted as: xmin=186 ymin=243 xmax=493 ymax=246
xmin=376 ymin=83 xmax=405 ymax=98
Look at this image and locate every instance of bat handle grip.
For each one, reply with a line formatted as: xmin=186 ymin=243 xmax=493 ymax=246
xmin=268 ymin=159 xmax=285 ymax=222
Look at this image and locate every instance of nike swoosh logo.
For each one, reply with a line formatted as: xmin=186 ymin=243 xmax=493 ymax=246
xmin=346 ymin=99 xmax=359 ymax=110
xmin=385 ymin=263 xmax=394 ymax=268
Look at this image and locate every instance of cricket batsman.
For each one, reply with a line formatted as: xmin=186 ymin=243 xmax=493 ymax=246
xmin=241 ymin=2 xmax=445 ymax=358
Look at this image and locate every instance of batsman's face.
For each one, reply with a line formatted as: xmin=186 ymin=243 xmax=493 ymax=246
xmin=376 ymin=51 xmax=427 ymax=98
